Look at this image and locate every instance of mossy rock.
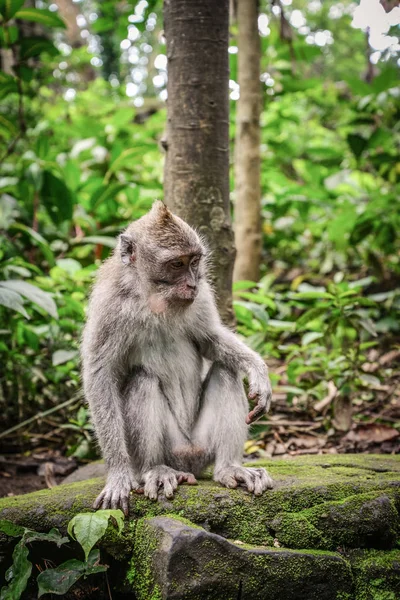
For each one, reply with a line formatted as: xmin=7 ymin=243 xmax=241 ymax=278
xmin=0 ymin=455 xmax=399 ymax=599
xmin=130 ymin=516 xmax=353 ymax=600
xmin=350 ymin=549 xmax=400 ymax=600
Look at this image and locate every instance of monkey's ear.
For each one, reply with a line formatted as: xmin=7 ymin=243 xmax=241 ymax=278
xmin=119 ymin=233 xmax=136 ymax=265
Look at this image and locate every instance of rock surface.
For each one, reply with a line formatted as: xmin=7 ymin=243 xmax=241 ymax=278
xmin=0 ymin=454 xmax=399 ymax=599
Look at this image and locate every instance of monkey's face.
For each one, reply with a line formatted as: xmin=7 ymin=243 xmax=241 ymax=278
xmin=149 ymin=251 xmax=203 ymax=305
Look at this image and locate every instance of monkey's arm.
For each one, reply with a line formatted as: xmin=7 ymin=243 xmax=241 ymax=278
xmin=82 ymin=318 xmax=138 ymax=515
xmin=194 ymin=298 xmax=272 ymax=423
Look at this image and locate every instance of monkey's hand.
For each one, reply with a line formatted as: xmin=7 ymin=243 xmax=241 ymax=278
xmin=93 ymin=470 xmax=139 ymax=516
xmin=245 ymin=363 xmax=272 ymax=424
xmin=143 ymin=465 xmax=198 ymax=500
xmin=214 ymin=466 xmax=273 ymax=495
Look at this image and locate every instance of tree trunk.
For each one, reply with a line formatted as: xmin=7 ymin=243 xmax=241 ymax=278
xmin=54 ymin=0 xmax=96 ymax=82
xmin=163 ymin=0 xmax=235 ymax=326
xmin=232 ymin=0 xmax=262 ymax=283
xmin=54 ymin=0 xmax=82 ymax=48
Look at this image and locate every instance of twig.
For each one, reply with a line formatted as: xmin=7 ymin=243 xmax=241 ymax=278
xmin=0 ymin=393 xmax=83 ymax=440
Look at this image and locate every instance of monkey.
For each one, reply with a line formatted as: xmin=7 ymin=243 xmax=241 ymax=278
xmin=81 ymin=201 xmax=273 ymax=515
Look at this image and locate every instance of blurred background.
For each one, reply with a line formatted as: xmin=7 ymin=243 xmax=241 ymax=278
xmin=0 ymin=0 xmax=399 ymax=495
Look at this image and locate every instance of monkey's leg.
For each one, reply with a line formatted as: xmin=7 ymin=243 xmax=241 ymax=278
xmin=124 ymin=370 xmax=198 ymax=501
xmin=193 ymin=365 xmax=273 ymax=495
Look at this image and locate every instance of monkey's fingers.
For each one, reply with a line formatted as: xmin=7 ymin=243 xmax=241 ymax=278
xmin=177 ymin=473 xmax=198 ymax=485
xmin=245 ymin=402 xmax=265 ymax=424
xmin=93 ymin=490 xmax=107 ymax=510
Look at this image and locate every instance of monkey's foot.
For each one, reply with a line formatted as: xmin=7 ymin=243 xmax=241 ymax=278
xmin=214 ymin=466 xmax=273 ymax=496
xmin=143 ymin=465 xmax=198 ymax=500
xmin=93 ymin=472 xmax=140 ymax=516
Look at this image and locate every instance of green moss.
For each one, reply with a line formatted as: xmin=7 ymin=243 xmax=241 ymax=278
xmin=271 ymin=490 xmax=399 ymax=551
xmin=350 ymin=549 xmax=400 ymax=600
xmin=0 ymin=454 xmax=398 ymax=553
xmin=127 ymin=518 xmax=163 ymax=600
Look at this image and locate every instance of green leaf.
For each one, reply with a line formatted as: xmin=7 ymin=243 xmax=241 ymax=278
xmin=73 ymin=236 xmax=117 ymax=249
xmin=41 ymin=170 xmax=73 ymax=225
xmin=372 ymin=66 xmax=399 ymax=94
xmin=232 ymin=280 xmax=257 ymax=291
xmin=37 ymin=550 xmax=106 ymax=598
xmin=296 ymin=307 xmax=327 ymax=329
xmin=89 ymin=183 xmax=126 ymax=209
xmin=0 ymin=72 xmax=18 ymax=98
xmin=0 ymin=520 xmax=25 ymax=538
xmin=8 ymin=223 xmax=55 ymax=266
xmin=0 ymin=114 xmax=18 ymax=137
xmin=0 ymin=280 xmax=58 ymax=319
xmin=0 ymin=287 xmax=28 ymax=318
xmin=301 ymin=331 xmax=324 ymax=346
xmin=359 ymin=318 xmax=377 ymax=337
xmin=67 ymin=510 xmax=124 ymax=561
xmin=292 ymin=292 xmax=334 ymax=300
xmin=0 ymin=24 xmax=18 ymax=46
xmin=347 ymin=134 xmax=368 ymax=159
xmin=0 ymin=0 xmax=25 ymax=20
xmin=14 ymin=8 xmax=66 ymax=29
xmin=359 ymin=373 xmax=381 ymax=387
xmin=0 ymin=540 xmax=32 ymax=600
xmin=20 ymin=37 xmax=58 ymax=60
xmin=236 ymin=291 xmax=276 ymax=311
xmin=52 ymin=349 xmax=78 ymax=366
xmin=267 ymin=319 xmax=296 ymax=331
xmin=23 ymin=528 xmax=68 ymax=547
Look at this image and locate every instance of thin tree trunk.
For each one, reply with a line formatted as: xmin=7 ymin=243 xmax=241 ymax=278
xmin=54 ymin=0 xmax=82 ymax=48
xmin=233 ymin=0 xmax=262 ymax=283
xmin=163 ymin=0 xmax=235 ymax=326
xmin=54 ymin=0 xmax=96 ymax=82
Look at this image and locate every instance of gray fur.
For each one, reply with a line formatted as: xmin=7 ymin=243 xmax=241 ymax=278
xmin=81 ymin=201 xmax=273 ymax=514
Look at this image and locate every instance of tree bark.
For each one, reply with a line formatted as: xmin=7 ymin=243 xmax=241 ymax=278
xmin=232 ymin=0 xmax=262 ymax=283
xmin=163 ymin=0 xmax=235 ymax=326
xmin=54 ymin=0 xmax=82 ymax=48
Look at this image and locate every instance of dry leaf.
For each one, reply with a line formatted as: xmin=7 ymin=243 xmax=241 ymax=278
xmin=344 ymin=424 xmax=399 ymax=444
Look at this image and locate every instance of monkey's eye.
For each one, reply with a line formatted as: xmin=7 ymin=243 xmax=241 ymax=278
xmin=170 ymin=259 xmax=185 ymax=269
xmin=191 ymin=257 xmax=200 ymax=268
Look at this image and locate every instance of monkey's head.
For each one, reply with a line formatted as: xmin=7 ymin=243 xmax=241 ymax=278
xmin=118 ymin=201 xmax=206 ymax=308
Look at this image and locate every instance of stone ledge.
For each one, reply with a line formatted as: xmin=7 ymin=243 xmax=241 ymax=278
xmin=0 ymin=455 xmax=399 ymax=599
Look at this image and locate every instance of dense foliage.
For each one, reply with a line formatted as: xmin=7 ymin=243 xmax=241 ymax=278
xmin=0 ymin=0 xmax=399 ymax=454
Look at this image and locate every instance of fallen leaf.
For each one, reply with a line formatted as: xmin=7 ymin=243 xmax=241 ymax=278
xmin=343 ymin=424 xmax=399 ymax=444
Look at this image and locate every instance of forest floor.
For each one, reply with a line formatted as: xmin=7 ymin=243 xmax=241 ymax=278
xmin=1 ymin=351 xmax=399 ymax=500
xmin=1 ymin=381 xmax=399 ymax=499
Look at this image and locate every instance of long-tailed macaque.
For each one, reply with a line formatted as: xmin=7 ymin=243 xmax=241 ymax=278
xmin=82 ymin=202 xmax=273 ymax=514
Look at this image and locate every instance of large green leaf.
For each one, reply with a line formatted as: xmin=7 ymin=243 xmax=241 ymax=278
xmin=41 ymin=171 xmax=73 ymax=225
xmin=0 ymin=72 xmax=18 ymax=98
xmin=372 ymin=66 xmax=399 ymax=94
xmin=90 ymin=183 xmax=126 ymax=209
xmin=0 ymin=114 xmax=18 ymax=137
xmin=37 ymin=550 xmax=107 ymax=597
xmin=52 ymin=349 xmax=79 ymax=366
xmin=0 ymin=280 xmax=58 ymax=319
xmin=14 ymin=7 xmax=66 ymax=28
xmin=67 ymin=510 xmax=124 ymax=561
xmin=0 ymin=520 xmax=25 ymax=538
xmin=0 ymin=0 xmax=24 ymax=20
xmin=347 ymin=134 xmax=368 ymax=160
xmin=20 ymin=37 xmax=58 ymax=60
xmin=0 ymin=540 xmax=32 ymax=600
xmin=8 ymin=223 xmax=55 ymax=266
xmin=23 ymin=528 xmax=68 ymax=546
xmin=0 ymin=287 xmax=28 ymax=318
xmin=74 ymin=236 xmax=117 ymax=248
